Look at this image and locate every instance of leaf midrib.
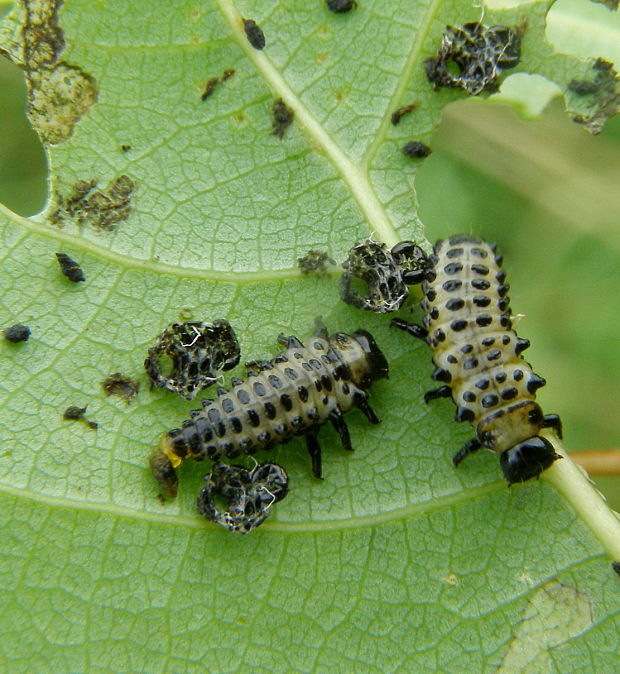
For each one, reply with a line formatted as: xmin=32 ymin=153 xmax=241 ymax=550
xmin=0 ymin=477 xmax=504 ymax=533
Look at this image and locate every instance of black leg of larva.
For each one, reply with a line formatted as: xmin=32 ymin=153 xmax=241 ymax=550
xmin=277 ymin=334 xmax=304 ymax=348
xmin=390 ymin=318 xmax=428 ymax=341
xmin=452 ymin=437 xmax=482 ymax=467
xmin=305 ymin=431 xmax=323 ymax=479
xmin=330 ymin=410 xmax=352 ymax=451
xmin=353 ymin=391 xmax=380 ymax=424
xmin=424 ymin=385 xmax=452 ymax=404
xmin=542 ymin=414 xmax=563 ymax=439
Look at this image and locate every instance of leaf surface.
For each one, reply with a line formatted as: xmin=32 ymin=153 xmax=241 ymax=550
xmin=1 ymin=0 xmax=619 ymax=670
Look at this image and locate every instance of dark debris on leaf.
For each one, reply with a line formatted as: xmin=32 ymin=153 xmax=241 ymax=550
xmin=426 ymin=21 xmax=525 ymax=96
xmin=102 ymin=373 xmax=139 ymax=403
xmin=63 ymin=406 xmax=98 ymax=429
xmin=271 ymin=98 xmax=294 ymax=138
xmin=569 ymin=58 xmax=620 ymax=135
xmin=56 ymin=252 xmax=85 ymax=282
xmin=326 ymin=0 xmax=357 ymax=13
xmin=341 ymin=239 xmax=428 ymax=313
xmin=391 ymin=103 xmax=419 ymax=125
xmin=3 ymin=324 xmax=31 ymax=343
xmin=402 ymin=141 xmax=432 ymax=158
xmin=243 ymin=19 xmax=265 ymax=50
xmin=197 ymin=462 xmax=289 ymax=534
xmin=298 ymin=250 xmax=337 ymax=276
xmin=144 ymin=320 xmax=240 ymax=400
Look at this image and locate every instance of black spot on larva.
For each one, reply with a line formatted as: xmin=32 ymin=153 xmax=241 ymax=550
xmin=481 ymin=393 xmax=499 ymax=408
xmin=231 ymin=417 xmax=243 ymax=433
xmin=264 ymin=402 xmax=277 ymax=419
xmin=470 ymin=247 xmax=488 ymax=258
xmin=501 ymin=387 xmax=518 ymax=401
xmin=3 ymin=324 xmax=31 ymax=343
xmin=463 ymin=357 xmax=479 ymax=370
xmin=471 ymin=264 xmax=489 ymax=276
xmin=402 ymin=141 xmax=432 ymax=158
xmin=253 ymin=382 xmax=266 ymax=396
xmin=280 ymin=394 xmax=293 ymax=411
xmin=55 ymin=252 xmax=85 ymax=282
xmin=298 ymin=385 xmax=309 ymax=402
xmin=444 ymin=262 xmax=463 ymax=275
xmin=434 ymin=329 xmax=446 ymax=342
xmin=222 ymin=398 xmax=235 ymax=413
xmin=247 ymin=409 xmax=260 ymax=426
xmin=443 ymin=280 xmax=462 ymax=292
xmin=243 ymin=19 xmax=265 ymax=50
xmin=237 ymin=389 xmax=251 ymax=404
xmin=446 ymin=298 xmax=465 ymax=311
xmin=390 ymin=236 xmax=561 ymax=484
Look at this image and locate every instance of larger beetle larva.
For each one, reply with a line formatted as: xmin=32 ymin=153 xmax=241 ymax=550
xmin=392 ymin=234 xmax=562 ymax=484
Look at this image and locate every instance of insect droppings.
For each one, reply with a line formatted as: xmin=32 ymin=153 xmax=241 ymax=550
xmin=298 ymin=250 xmax=336 ymax=277
xmin=3 ymin=324 xmax=31 ymax=343
xmin=326 ymin=0 xmax=358 ymax=13
xmin=150 ymin=323 xmax=388 ymax=498
xmin=271 ymin=98 xmax=294 ymax=138
xmin=101 ymin=373 xmax=139 ymax=403
xmin=391 ymin=103 xmax=419 ymax=125
xmin=391 ymin=235 xmax=562 ymax=484
xmin=243 ymin=19 xmax=266 ymax=50
xmin=402 ymin=141 xmax=432 ymax=158
xmin=56 ymin=252 xmax=85 ymax=282
xmin=63 ymin=406 xmax=98 ymax=430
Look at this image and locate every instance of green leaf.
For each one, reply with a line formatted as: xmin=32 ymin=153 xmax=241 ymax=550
xmin=1 ymin=0 xmax=620 ymax=670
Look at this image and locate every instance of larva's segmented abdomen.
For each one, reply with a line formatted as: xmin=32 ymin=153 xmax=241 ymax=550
xmin=421 ymin=236 xmax=543 ymax=432
xmin=166 ymin=338 xmax=356 ymax=462
xmin=392 ymin=234 xmax=562 ymax=483
xmin=151 ymin=328 xmax=388 ymax=497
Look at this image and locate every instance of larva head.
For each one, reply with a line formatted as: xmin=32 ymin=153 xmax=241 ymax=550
xmin=500 ymin=436 xmax=560 ymax=484
xmin=330 ymin=330 xmax=388 ymax=389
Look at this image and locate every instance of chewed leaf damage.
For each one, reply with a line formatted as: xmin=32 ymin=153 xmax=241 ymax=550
xmin=3 ymin=0 xmax=98 ymax=145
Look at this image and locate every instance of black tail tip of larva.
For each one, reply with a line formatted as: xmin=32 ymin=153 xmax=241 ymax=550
xmin=352 ymin=329 xmax=389 ymax=381
xmin=500 ymin=436 xmax=560 ymax=485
